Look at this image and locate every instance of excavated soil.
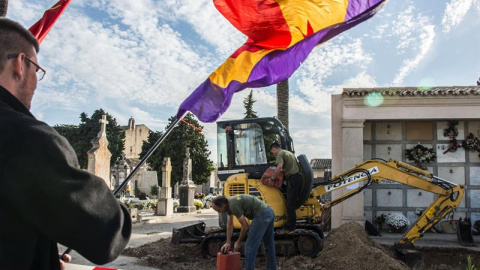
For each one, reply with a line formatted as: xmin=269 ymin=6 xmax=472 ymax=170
xmin=123 ymin=222 xmax=480 ymax=270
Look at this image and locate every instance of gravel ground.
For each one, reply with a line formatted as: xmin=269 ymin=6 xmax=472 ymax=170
xmin=63 ymin=208 xmax=219 ymax=270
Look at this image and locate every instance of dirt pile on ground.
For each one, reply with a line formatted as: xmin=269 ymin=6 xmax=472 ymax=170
xmin=301 ymin=221 xmax=409 ymax=270
xmin=123 ymin=222 xmax=477 ymax=269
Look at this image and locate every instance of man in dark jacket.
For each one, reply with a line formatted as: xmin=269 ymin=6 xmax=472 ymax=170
xmin=0 ymin=18 xmax=131 ymax=270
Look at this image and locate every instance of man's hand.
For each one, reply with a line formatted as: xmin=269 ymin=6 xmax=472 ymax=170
xmin=233 ymin=241 xmax=242 ymax=252
xmin=221 ymin=242 xmax=230 ymax=253
xmin=59 ymin=253 xmax=71 ymax=270
xmin=269 ymin=177 xmax=276 ymax=187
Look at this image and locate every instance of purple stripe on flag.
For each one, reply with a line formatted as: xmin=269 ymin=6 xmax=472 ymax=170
xmin=178 ymin=0 xmax=386 ymax=122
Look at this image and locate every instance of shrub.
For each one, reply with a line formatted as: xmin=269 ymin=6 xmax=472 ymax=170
xmin=148 ymin=200 xmax=157 ymax=210
xmin=195 ymin=193 xmax=206 ymax=200
xmin=375 ymin=214 xmax=386 ymax=226
xmin=150 ymin=185 xmax=159 ymax=196
xmin=466 ymin=255 xmax=478 ymax=270
xmin=138 ymin=192 xmax=148 ymax=200
xmin=194 ymin=199 xmax=203 ymax=210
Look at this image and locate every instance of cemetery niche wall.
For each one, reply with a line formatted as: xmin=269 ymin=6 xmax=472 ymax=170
xmin=331 ymin=86 xmax=480 ymax=230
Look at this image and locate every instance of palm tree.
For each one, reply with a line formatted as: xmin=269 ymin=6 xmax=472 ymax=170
xmin=0 ymin=0 xmax=8 ymax=17
xmin=276 ymin=79 xmax=289 ymax=130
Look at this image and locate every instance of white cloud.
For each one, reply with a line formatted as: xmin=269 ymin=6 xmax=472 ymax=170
xmin=290 ymin=37 xmax=373 ymax=115
xmin=390 ymin=5 xmax=436 ymax=85
xmin=442 ymin=0 xmax=475 ymax=33
xmin=22 ymin=1 xmax=216 ymax=122
xmin=164 ymin=0 xmax=245 ymax=57
xmin=6 ymin=1 xmax=43 ymax=23
xmin=393 ymin=24 xmax=435 ymax=85
xmin=342 ymin=72 xmax=379 ymax=89
xmin=119 ymin=107 xmax=168 ymax=131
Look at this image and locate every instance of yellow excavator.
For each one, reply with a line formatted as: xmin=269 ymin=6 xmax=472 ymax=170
xmin=172 ymin=117 xmax=473 ymax=266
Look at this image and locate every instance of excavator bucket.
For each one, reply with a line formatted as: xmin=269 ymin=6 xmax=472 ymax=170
xmin=394 ymin=243 xmax=423 ymax=269
xmin=171 ymin=222 xmax=206 ymax=245
xmin=457 ymin=219 xmax=476 ymax=247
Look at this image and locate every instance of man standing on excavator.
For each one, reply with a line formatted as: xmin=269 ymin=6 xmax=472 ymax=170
xmin=269 ymin=142 xmax=302 ymax=234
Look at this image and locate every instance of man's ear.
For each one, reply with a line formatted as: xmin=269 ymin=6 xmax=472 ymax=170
xmin=12 ymin=53 xmax=26 ymax=81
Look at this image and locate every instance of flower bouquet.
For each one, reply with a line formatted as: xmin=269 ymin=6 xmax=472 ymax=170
xmin=463 ymin=133 xmax=480 ymax=158
xmin=442 ymin=121 xmax=460 ymax=154
xmin=405 ymin=144 xmax=436 ymax=169
xmin=386 ymin=213 xmax=409 ymax=232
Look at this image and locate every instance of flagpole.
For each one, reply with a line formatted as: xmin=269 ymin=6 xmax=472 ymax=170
xmin=62 ymin=114 xmax=185 ymax=257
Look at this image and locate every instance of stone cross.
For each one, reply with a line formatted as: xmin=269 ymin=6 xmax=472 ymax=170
xmin=183 ymin=148 xmax=192 ymax=181
xmin=87 ymin=114 xmax=112 ymax=189
xmin=177 ymin=148 xmax=196 ymax=213
xmin=99 ymin=115 xmax=109 ymax=136
xmin=157 ymin=157 xmax=173 ymax=216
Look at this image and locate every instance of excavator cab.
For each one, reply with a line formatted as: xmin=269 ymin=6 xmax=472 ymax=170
xmin=216 ymin=117 xmax=294 ymax=181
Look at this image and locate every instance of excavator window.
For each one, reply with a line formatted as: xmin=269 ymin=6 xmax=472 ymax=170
xmin=217 ymin=123 xmax=268 ymax=168
xmin=232 ymin=123 xmax=267 ymax=166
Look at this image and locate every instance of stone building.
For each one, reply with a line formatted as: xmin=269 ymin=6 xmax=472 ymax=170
xmin=310 ymin=158 xmax=332 ymax=184
xmin=111 ymin=117 xmax=157 ymax=196
xmin=123 ymin=117 xmax=151 ymax=160
xmin=330 ymin=86 xmax=480 ymax=229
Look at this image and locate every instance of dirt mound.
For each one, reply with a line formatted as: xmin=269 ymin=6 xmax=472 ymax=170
xmin=308 ymin=221 xmax=409 ymax=270
xmin=125 ymin=222 xmax=475 ymax=270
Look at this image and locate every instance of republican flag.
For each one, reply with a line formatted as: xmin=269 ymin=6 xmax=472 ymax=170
xmin=29 ymin=0 xmax=71 ymax=44
xmin=177 ymin=0 xmax=387 ymax=123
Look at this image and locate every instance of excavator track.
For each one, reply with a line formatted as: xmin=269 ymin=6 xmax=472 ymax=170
xmin=201 ymin=229 xmax=323 ymax=258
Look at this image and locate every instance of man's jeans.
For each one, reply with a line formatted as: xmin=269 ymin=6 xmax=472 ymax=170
xmin=244 ymin=207 xmax=276 ymax=270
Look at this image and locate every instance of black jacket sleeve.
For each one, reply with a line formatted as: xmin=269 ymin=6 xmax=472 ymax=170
xmin=2 ymin=116 xmax=132 ymax=265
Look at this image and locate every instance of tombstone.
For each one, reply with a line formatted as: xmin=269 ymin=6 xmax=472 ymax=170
xmin=173 ymin=182 xmax=179 ymax=199
xmin=157 ymin=157 xmax=173 ymax=216
xmin=177 ymin=148 xmax=196 ymax=213
xmin=111 ymin=153 xmax=131 ymax=192
xmin=87 ymin=115 xmax=112 ymax=189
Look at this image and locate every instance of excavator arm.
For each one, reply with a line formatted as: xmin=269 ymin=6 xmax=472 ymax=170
xmin=307 ymin=159 xmax=465 ymax=246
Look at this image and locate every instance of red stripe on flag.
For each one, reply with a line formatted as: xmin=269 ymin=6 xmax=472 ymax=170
xmin=29 ymin=0 xmax=71 ymax=44
xmin=181 ymin=119 xmax=203 ymax=133
xmin=214 ymin=0 xmax=291 ymax=49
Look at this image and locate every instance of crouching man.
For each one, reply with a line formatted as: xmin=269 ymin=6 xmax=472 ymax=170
xmin=212 ymin=195 xmax=276 ymax=270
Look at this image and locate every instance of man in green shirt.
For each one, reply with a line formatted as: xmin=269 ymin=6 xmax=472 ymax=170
xmin=269 ymin=142 xmax=302 ymax=233
xmin=212 ymin=195 xmax=276 ymax=270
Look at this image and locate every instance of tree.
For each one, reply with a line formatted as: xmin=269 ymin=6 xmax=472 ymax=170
xmin=54 ymin=109 xmax=125 ymax=169
xmin=243 ymin=89 xmax=258 ymax=119
xmin=0 ymin=0 xmax=8 ymax=17
xmin=140 ymin=113 xmax=214 ymax=186
xmin=54 ymin=124 xmax=82 ymax=157
xmin=276 ymin=80 xmax=289 ymax=130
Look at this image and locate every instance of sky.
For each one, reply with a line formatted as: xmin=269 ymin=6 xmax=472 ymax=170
xmin=7 ymin=0 xmax=480 ymax=164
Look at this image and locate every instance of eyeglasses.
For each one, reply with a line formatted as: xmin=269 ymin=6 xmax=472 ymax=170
xmin=7 ymin=54 xmax=46 ymax=81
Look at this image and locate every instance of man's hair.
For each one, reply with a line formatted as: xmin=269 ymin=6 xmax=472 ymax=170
xmin=0 ymin=18 xmax=39 ymax=72
xmin=270 ymin=142 xmax=281 ymax=150
xmin=212 ymin=196 xmax=229 ymax=207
